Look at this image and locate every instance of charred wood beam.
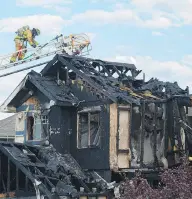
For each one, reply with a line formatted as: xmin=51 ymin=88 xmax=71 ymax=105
xmin=0 ymin=144 xmax=54 ymax=199
xmin=0 ymin=153 xmax=1 ymax=192
xmin=44 ymin=177 xmax=55 ymax=189
xmin=77 ymin=99 xmax=111 ymax=108
xmin=34 ymin=175 xmax=59 ymax=181
xmin=173 ymin=100 xmax=183 ymax=150
xmin=163 ymin=103 xmax=168 ymax=157
xmin=179 ymin=120 xmax=192 ymax=135
xmin=41 ymin=55 xmax=59 ymax=76
xmin=2 ymin=176 xmax=6 ymax=192
xmin=129 ymin=103 xmax=132 ymax=168
xmin=72 ymin=176 xmax=90 ymax=192
xmin=153 ymin=104 xmax=158 ymax=167
xmin=25 ymin=176 xmax=28 ymax=192
xmin=140 ymin=101 xmax=145 ymax=166
xmin=59 ymin=56 xmax=117 ymax=102
xmin=96 ymin=64 xmax=112 ymax=77
xmin=16 ymin=167 xmax=19 ymax=191
xmin=7 ymin=158 xmax=10 ymax=193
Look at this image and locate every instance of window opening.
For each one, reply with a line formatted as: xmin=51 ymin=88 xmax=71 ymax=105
xmin=27 ymin=116 xmax=34 ymax=140
xmin=77 ymin=109 xmax=101 ymax=149
xmin=40 ymin=115 xmax=49 ymax=138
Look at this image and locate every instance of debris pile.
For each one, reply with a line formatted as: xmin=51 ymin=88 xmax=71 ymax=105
xmin=0 ymin=142 xmax=109 ymax=198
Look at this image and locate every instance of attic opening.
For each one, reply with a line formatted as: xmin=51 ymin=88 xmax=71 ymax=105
xmin=77 ymin=106 xmax=101 ymax=149
xmin=27 ymin=116 xmax=34 ymax=140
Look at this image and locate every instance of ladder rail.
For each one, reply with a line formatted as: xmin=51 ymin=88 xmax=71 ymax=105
xmin=0 ymin=33 xmax=92 ymax=72
xmin=0 ymin=39 xmax=64 ymax=70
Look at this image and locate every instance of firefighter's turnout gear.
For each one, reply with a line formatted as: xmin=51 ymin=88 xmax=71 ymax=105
xmin=10 ymin=26 xmax=40 ymax=63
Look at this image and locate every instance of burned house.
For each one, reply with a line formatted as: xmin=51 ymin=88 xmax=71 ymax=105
xmin=0 ymin=54 xmax=192 ymax=198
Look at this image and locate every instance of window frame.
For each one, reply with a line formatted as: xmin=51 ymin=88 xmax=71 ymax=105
xmin=77 ymin=106 xmax=101 ymax=149
xmin=27 ymin=114 xmax=49 ymax=141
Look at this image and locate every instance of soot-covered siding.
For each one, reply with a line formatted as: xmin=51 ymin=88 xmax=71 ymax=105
xmin=130 ymin=102 xmax=166 ymax=168
xmin=69 ymin=104 xmax=110 ymax=170
xmin=48 ymin=104 xmax=110 ymax=171
xmin=49 ymin=106 xmax=75 ymax=154
xmin=49 ymin=106 xmax=65 ymax=153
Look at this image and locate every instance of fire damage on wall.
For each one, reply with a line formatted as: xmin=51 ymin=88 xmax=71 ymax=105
xmin=0 ymin=54 xmax=192 ymax=198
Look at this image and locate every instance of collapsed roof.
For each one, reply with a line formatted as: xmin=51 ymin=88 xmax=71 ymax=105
xmin=0 ymin=142 xmax=109 ymax=198
xmin=0 ymin=54 xmax=190 ymax=112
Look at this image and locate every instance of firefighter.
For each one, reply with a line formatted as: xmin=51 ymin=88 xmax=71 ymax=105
xmin=10 ymin=26 xmax=40 ymax=63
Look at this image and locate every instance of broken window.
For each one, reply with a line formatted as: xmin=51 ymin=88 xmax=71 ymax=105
xmin=27 ymin=114 xmax=49 ymax=141
xmin=27 ymin=116 xmax=34 ymax=140
xmin=77 ymin=107 xmax=101 ymax=149
xmin=78 ymin=113 xmax=89 ymax=148
xmin=90 ymin=112 xmax=100 ymax=146
xmin=41 ymin=115 xmax=49 ymax=138
xmin=33 ymin=115 xmax=41 ymax=140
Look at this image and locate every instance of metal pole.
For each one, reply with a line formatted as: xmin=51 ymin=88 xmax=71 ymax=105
xmin=0 ymin=61 xmax=49 ymax=78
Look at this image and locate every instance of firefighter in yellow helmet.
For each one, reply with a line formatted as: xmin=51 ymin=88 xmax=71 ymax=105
xmin=10 ymin=26 xmax=40 ymax=63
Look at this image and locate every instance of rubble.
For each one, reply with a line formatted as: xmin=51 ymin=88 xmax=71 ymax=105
xmin=0 ymin=142 xmax=109 ymax=198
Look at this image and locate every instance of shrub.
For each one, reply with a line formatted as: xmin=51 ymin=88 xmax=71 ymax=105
xmin=119 ymin=160 xmax=192 ymax=199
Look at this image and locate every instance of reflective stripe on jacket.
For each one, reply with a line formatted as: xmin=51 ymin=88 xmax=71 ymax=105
xmin=14 ymin=29 xmax=38 ymax=46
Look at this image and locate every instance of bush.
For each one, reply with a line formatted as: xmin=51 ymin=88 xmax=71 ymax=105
xmin=119 ymin=160 xmax=192 ymax=199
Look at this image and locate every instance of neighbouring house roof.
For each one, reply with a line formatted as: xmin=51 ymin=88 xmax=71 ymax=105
xmin=0 ymin=114 xmax=16 ymax=138
xmin=0 ymin=54 xmax=189 ymax=113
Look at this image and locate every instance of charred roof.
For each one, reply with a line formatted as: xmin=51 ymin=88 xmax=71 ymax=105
xmin=41 ymin=54 xmax=189 ymax=103
xmin=0 ymin=54 xmax=190 ymax=112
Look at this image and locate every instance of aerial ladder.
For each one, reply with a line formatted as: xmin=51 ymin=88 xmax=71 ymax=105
xmin=0 ymin=33 xmax=92 ymax=77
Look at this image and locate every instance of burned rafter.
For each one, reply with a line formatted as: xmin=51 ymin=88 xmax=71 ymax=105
xmin=0 ymin=142 xmax=110 ymax=198
xmin=58 ymin=55 xmax=141 ymax=105
xmin=59 ymin=56 xmax=118 ymax=102
xmin=0 ymin=142 xmax=54 ymax=198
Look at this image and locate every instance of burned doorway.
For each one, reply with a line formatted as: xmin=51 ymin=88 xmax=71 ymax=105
xmin=27 ymin=116 xmax=34 ymax=140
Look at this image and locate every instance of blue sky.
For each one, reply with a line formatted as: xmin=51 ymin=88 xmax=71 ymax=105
xmin=0 ymin=0 xmax=192 ymax=119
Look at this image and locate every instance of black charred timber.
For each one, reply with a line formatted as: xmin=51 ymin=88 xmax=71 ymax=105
xmin=16 ymin=167 xmax=19 ymax=191
xmin=163 ymin=103 xmax=168 ymax=156
xmin=173 ymin=100 xmax=183 ymax=151
xmin=0 ymin=153 xmax=1 ymax=192
xmin=7 ymin=158 xmax=10 ymax=193
xmin=153 ymin=104 xmax=158 ymax=167
xmin=0 ymin=142 xmax=110 ymax=198
xmin=140 ymin=100 xmax=145 ymax=166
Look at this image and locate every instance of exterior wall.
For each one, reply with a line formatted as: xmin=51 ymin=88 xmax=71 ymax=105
xmin=69 ymin=104 xmax=110 ymax=171
xmin=108 ymin=102 xmax=170 ymax=171
xmin=48 ymin=105 xmax=71 ymax=154
xmin=109 ymin=104 xmax=131 ymax=171
xmin=130 ymin=102 xmax=166 ymax=168
xmin=15 ymin=91 xmax=50 ymax=144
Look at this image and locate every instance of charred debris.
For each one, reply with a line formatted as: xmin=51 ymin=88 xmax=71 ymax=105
xmin=0 ymin=54 xmax=192 ymax=198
